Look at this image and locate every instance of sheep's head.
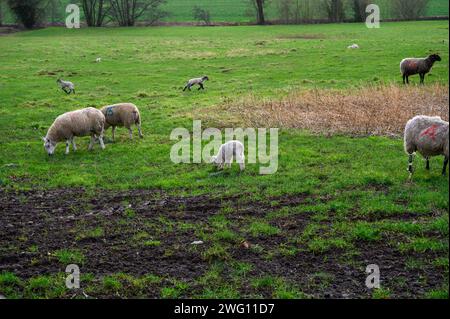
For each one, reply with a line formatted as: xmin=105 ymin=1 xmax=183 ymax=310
xmin=56 ymin=78 xmax=61 ymax=83
xmin=202 ymin=76 xmax=209 ymax=81
xmin=43 ymin=137 xmax=56 ymax=156
xmin=429 ymin=54 xmax=441 ymax=62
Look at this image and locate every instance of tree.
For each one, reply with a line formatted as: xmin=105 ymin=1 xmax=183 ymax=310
xmin=193 ymin=5 xmax=211 ymax=25
xmin=108 ymin=0 xmax=166 ymax=26
xmin=80 ymin=0 xmax=109 ymax=26
xmin=276 ymin=0 xmax=293 ymax=24
xmin=392 ymin=0 xmax=428 ymax=20
xmin=321 ymin=0 xmax=344 ymax=23
xmin=0 ymin=0 xmax=4 ymax=26
xmin=351 ymin=0 xmax=370 ymax=22
xmin=7 ymin=0 xmax=45 ymax=29
xmin=45 ymin=0 xmax=62 ymax=24
xmin=248 ymin=0 xmax=267 ymax=24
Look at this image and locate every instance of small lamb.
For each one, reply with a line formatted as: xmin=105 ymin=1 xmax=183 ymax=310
xmin=347 ymin=44 xmax=359 ymax=49
xmin=210 ymin=140 xmax=245 ymax=171
xmin=43 ymin=107 xmax=106 ymax=155
xmin=56 ymin=78 xmax=75 ymax=94
xmin=96 ymin=57 xmax=102 ymax=63
xmin=100 ymin=103 xmax=143 ymax=141
xmin=404 ymin=115 xmax=449 ymax=177
xmin=183 ymin=76 xmax=209 ymax=91
xmin=400 ymin=54 xmax=441 ymax=84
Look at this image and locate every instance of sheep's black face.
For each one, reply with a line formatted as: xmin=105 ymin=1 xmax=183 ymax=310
xmin=431 ymin=54 xmax=441 ymax=62
xmin=203 ymin=76 xmax=209 ymax=81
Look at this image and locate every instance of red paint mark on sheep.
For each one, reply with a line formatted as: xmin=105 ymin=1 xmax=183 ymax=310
xmin=420 ymin=124 xmax=439 ymax=141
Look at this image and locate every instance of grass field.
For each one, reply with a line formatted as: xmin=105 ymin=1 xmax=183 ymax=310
xmin=0 ymin=21 xmax=449 ymax=299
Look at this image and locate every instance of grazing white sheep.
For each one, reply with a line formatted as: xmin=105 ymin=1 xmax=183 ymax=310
xmin=100 ymin=103 xmax=143 ymax=141
xmin=347 ymin=44 xmax=359 ymax=49
xmin=96 ymin=57 xmax=102 ymax=63
xmin=43 ymin=107 xmax=106 ymax=155
xmin=183 ymin=76 xmax=209 ymax=91
xmin=210 ymin=140 xmax=245 ymax=171
xmin=404 ymin=115 xmax=449 ymax=177
xmin=56 ymin=78 xmax=75 ymax=94
xmin=400 ymin=54 xmax=441 ymax=84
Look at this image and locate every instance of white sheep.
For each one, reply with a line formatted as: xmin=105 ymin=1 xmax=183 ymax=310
xmin=347 ymin=44 xmax=359 ymax=49
xmin=100 ymin=103 xmax=143 ymax=141
xmin=183 ymin=76 xmax=209 ymax=91
xmin=43 ymin=107 xmax=106 ymax=155
xmin=400 ymin=54 xmax=441 ymax=84
xmin=210 ymin=140 xmax=245 ymax=171
xmin=56 ymin=78 xmax=75 ymax=94
xmin=404 ymin=115 xmax=449 ymax=177
xmin=96 ymin=57 xmax=102 ymax=63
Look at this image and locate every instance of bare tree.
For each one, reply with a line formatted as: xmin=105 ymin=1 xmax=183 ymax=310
xmin=392 ymin=0 xmax=429 ymax=20
xmin=45 ymin=0 xmax=62 ymax=24
xmin=248 ymin=0 xmax=268 ymax=24
xmin=276 ymin=0 xmax=293 ymax=24
xmin=0 ymin=0 xmax=4 ymax=26
xmin=80 ymin=0 xmax=109 ymax=27
xmin=108 ymin=0 xmax=166 ymax=26
xmin=321 ymin=0 xmax=344 ymax=22
xmin=193 ymin=5 xmax=211 ymax=25
xmin=7 ymin=0 xmax=45 ymax=29
xmin=351 ymin=0 xmax=370 ymax=22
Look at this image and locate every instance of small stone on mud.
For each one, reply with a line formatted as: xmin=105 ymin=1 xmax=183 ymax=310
xmin=191 ymin=240 xmax=204 ymax=245
xmin=240 ymin=240 xmax=251 ymax=249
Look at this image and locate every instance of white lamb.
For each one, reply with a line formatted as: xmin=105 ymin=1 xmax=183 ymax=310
xmin=43 ymin=107 xmax=106 ymax=155
xmin=210 ymin=140 xmax=245 ymax=171
xmin=56 ymin=78 xmax=75 ymax=94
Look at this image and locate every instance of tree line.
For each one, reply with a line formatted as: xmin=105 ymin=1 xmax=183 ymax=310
xmin=0 ymin=0 xmax=434 ymax=29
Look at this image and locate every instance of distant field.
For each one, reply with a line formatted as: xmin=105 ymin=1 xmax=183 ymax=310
xmin=0 ymin=0 xmax=448 ymax=24
xmin=0 ymin=21 xmax=448 ymax=299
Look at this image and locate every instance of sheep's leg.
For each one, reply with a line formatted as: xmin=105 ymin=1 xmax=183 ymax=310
xmin=72 ymin=89 xmax=76 ymax=94
xmin=442 ymin=157 xmax=448 ymax=176
xmin=111 ymin=126 xmax=116 ymax=142
xmin=408 ymin=154 xmax=414 ymax=177
xmin=425 ymin=157 xmax=430 ymax=170
xmin=198 ymin=83 xmax=204 ymax=90
xmin=402 ymin=74 xmax=406 ymax=84
xmin=128 ymin=127 xmax=133 ymax=139
xmin=88 ymin=135 xmax=95 ymax=150
xmin=238 ymin=154 xmax=245 ymax=171
xmin=72 ymin=138 xmax=77 ymax=151
xmin=406 ymin=76 xmax=409 ymax=84
xmin=98 ymin=134 xmax=105 ymax=150
xmin=420 ymin=74 xmax=425 ymax=85
xmin=137 ymin=125 xmax=144 ymax=138
xmin=65 ymin=140 xmax=70 ymax=155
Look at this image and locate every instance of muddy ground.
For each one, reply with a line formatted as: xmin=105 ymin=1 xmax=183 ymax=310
xmin=0 ymin=188 xmax=447 ymax=298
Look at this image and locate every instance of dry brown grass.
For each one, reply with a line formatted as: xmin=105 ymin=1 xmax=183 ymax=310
xmin=207 ymin=84 xmax=449 ymax=137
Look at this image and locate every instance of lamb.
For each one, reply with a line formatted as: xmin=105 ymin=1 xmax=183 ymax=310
xmin=400 ymin=54 xmax=441 ymax=84
xmin=183 ymin=76 xmax=209 ymax=91
xmin=43 ymin=107 xmax=105 ymax=155
xmin=210 ymin=140 xmax=245 ymax=171
xmin=404 ymin=115 xmax=449 ymax=177
xmin=56 ymin=78 xmax=75 ymax=94
xmin=100 ymin=103 xmax=143 ymax=141
xmin=347 ymin=44 xmax=359 ymax=49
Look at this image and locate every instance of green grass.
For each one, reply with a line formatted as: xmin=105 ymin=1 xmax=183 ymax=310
xmin=0 ymin=21 xmax=448 ymax=299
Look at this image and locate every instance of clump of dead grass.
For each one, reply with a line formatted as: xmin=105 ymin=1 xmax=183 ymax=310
xmin=211 ymin=84 xmax=448 ymax=137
